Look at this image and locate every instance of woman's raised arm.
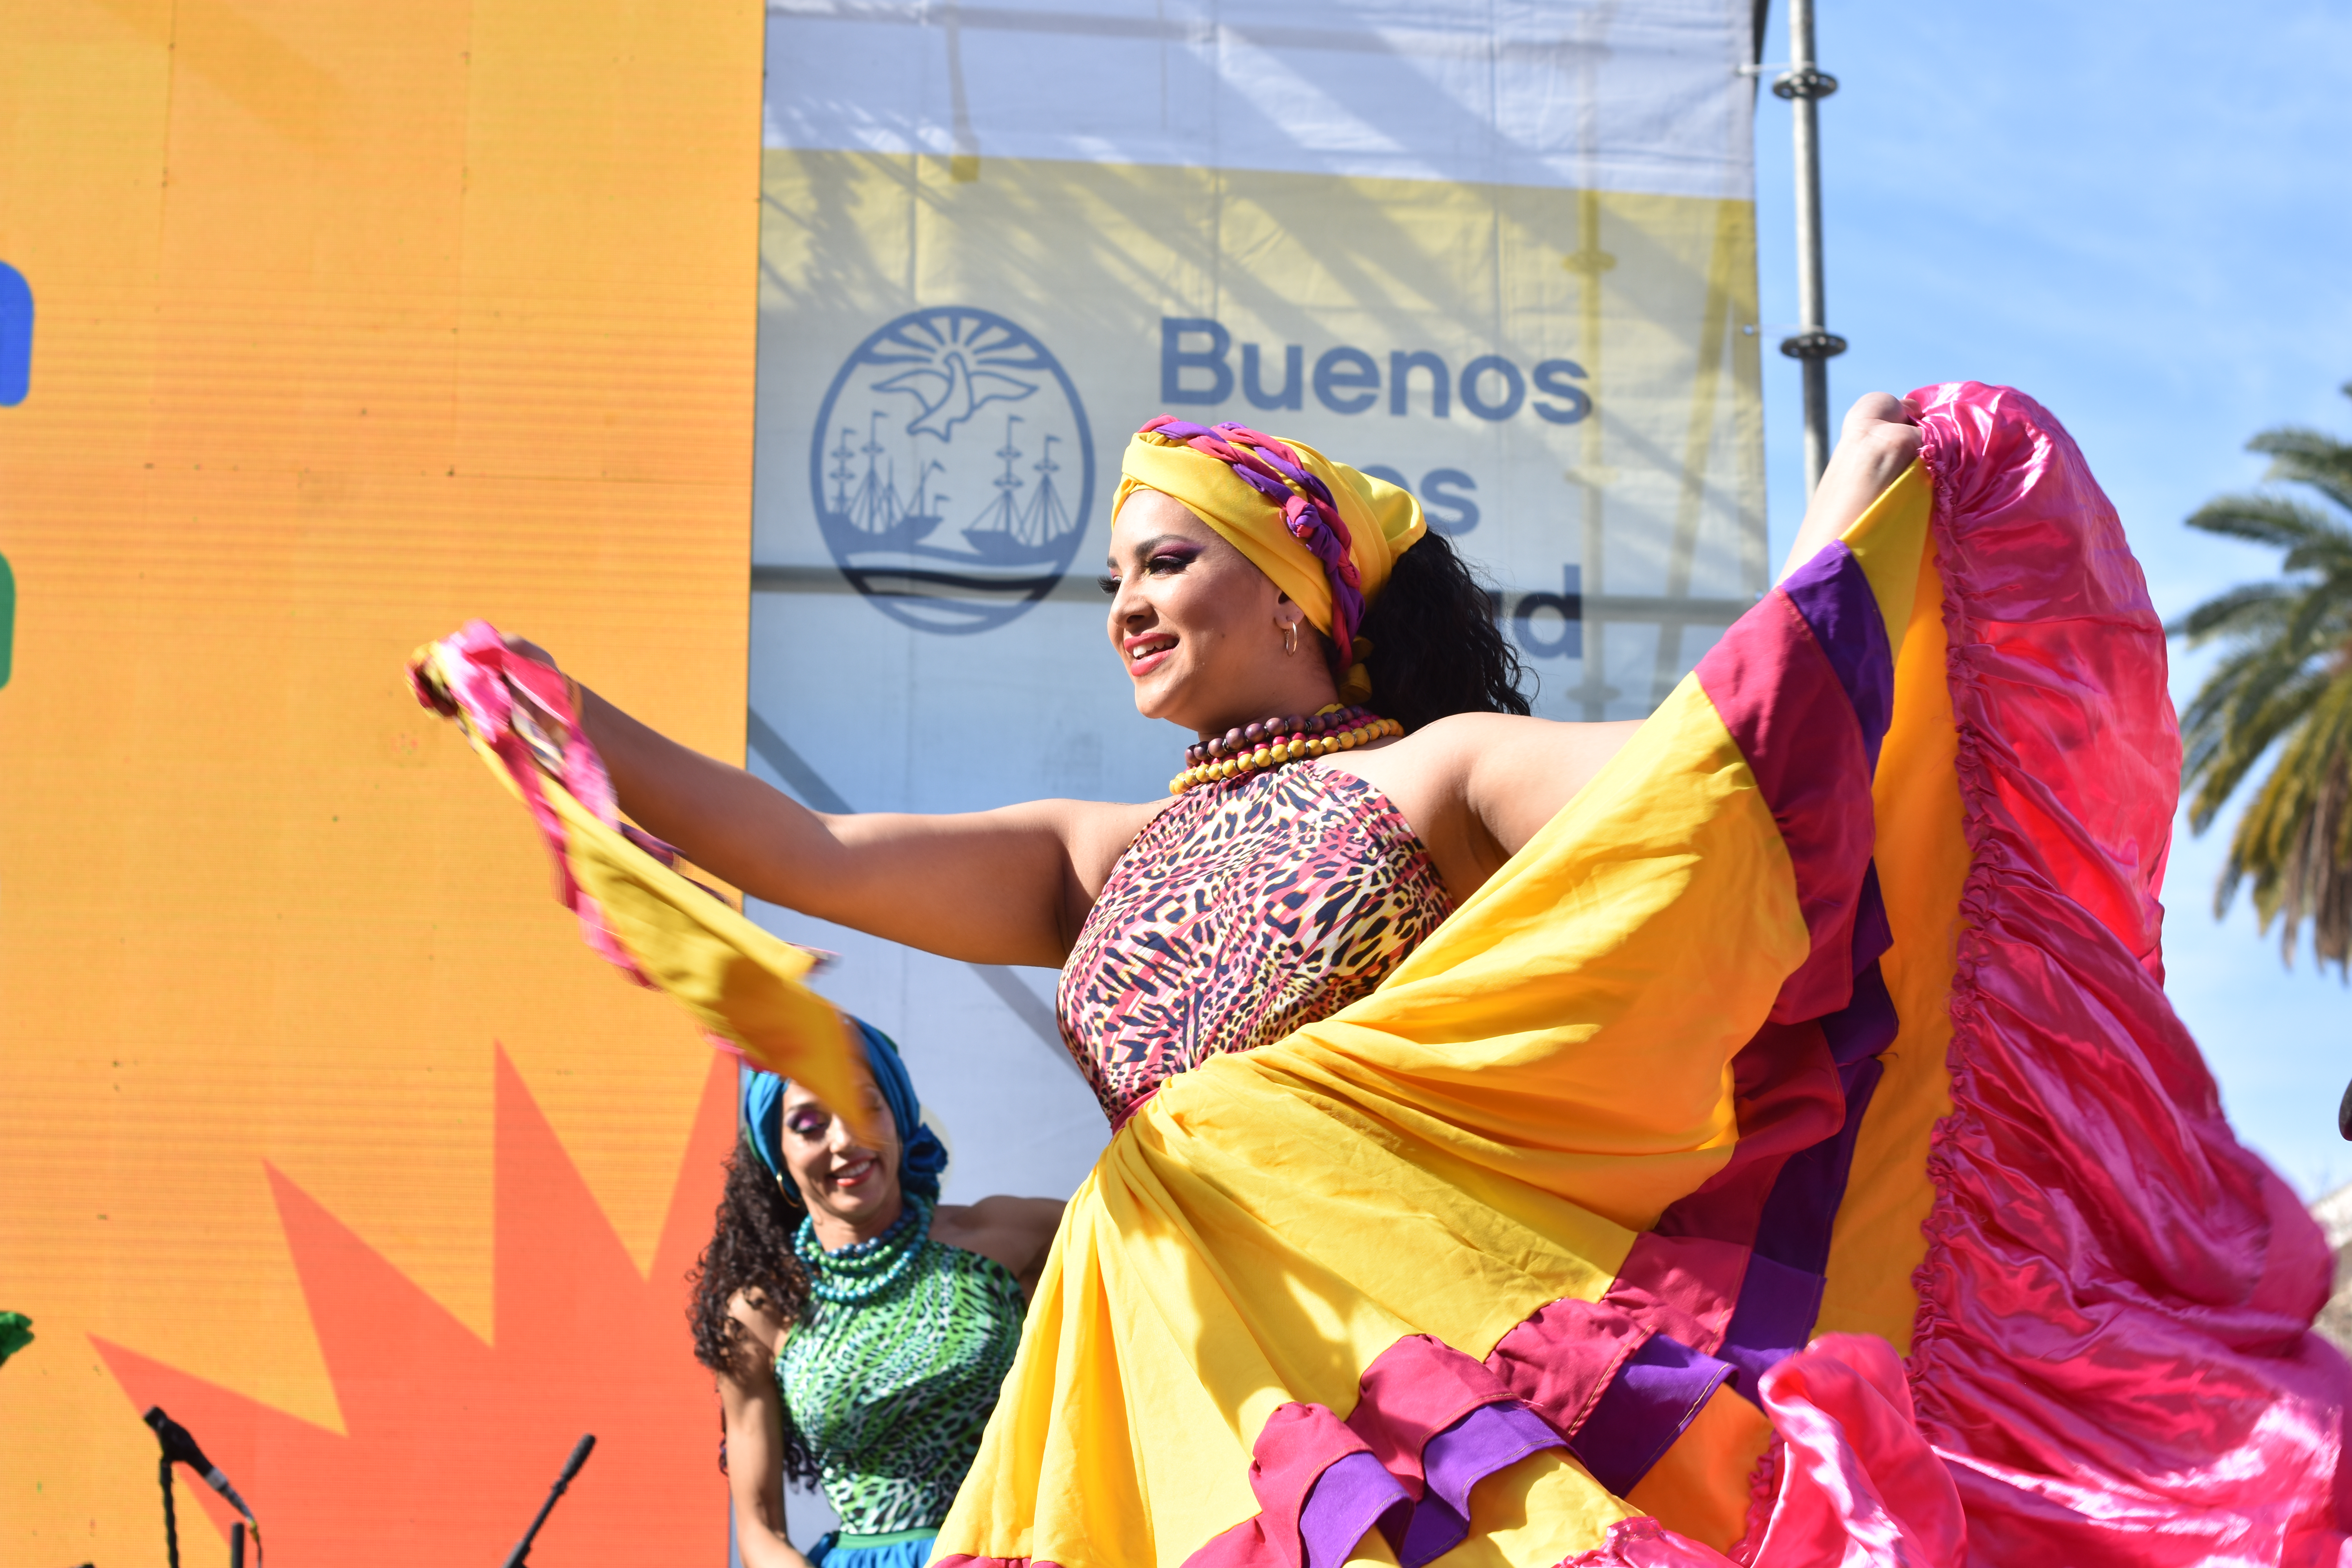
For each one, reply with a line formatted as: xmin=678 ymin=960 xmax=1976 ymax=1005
xmin=576 ymin=683 xmax=1160 ymax=967
xmin=1412 ymin=392 xmax=1929 ymax=886
xmin=1775 ymin=391 xmax=1922 ymax=580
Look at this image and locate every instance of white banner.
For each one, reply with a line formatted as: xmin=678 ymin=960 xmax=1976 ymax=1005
xmin=742 ymin=0 xmax=1764 ymax=1276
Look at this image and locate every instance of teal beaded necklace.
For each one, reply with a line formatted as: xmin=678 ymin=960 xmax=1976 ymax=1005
xmin=794 ymin=1196 xmax=935 ymax=1305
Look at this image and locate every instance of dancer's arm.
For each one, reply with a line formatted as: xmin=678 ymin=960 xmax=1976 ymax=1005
xmin=1776 ymin=391 xmax=1922 ymax=580
xmin=936 ymin=1195 xmax=1067 ymax=1301
xmin=1337 ymin=393 xmax=1924 ymax=898
xmin=718 ymin=1296 xmax=813 ymax=1568
xmin=1465 ymin=390 xmax=1924 ymax=853
xmin=571 ymin=686 xmax=1159 ymax=967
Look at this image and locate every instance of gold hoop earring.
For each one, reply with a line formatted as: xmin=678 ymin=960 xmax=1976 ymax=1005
xmin=1283 ymin=620 xmax=1299 ymax=656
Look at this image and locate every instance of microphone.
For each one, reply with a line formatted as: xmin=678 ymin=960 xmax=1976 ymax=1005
xmin=556 ymin=1432 xmax=596 ymax=1485
xmin=500 ymin=1434 xmax=595 ymax=1568
xmin=144 ymin=1407 xmax=260 ymax=1563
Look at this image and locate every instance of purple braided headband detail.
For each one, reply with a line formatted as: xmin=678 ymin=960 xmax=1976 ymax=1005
xmin=1138 ymin=416 xmax=1369 ymax=667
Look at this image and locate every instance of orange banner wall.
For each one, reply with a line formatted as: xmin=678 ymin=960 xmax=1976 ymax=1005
xmin=0 ymin=3 xmax=764 ymax=1563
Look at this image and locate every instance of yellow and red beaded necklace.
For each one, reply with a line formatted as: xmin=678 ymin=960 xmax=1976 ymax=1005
xmin=1168 ymin=702 xmax=1402 ymax=796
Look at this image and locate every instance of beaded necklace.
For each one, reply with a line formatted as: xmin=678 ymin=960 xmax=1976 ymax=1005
xmin=794 ymin=1196 xmax=935 ymax=1305
xmin=1169 ymin=702 xmax=1402 ymax=796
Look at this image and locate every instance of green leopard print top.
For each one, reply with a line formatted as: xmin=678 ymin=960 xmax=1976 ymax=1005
xmin=776 ymin=1235 xmax=1026 ymax=1534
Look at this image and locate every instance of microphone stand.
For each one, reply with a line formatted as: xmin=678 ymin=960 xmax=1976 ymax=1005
xmin=142 ymin=1405 xmax=261 ymax=1568
xmin=500 ymin=1434 xmax=595 ymax=1568
xmin=158 ymin=1453 xmax=181 ymax=1568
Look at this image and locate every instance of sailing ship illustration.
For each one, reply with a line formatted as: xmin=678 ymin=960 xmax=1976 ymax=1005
xmin=820 ymin=413 xmax=946 ymax=552
xmin=806 ymin=306 xmax=1094 ymax=635
xmin=962 ymin=419 xmax=1079 ymax=565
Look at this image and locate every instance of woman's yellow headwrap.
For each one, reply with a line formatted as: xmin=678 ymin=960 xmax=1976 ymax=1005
xmin=1114 ymin=417 xmax=1425 ymax=703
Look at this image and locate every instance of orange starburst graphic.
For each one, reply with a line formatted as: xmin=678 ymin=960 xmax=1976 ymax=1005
xmin=94 ymin=1047 xmax=736 ymax=1564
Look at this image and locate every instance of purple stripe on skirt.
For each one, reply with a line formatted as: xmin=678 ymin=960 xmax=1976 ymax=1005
xmin=1715 ymin=1252 xmax=1829 ymax=1398
xmin=1568 ymin=1333 xmax=1734 ymax=1497
xmin=1386 ymin=1403 xmax=1564 ymax=1567
xmin=1850 ymin=861 xmax=1893 ymax=971
xmin=1750 ymin=1049 xmax=1886 ymax=1279
xmin=1779 ymin=541 xmax=1895 ymax=764
xmin=1820 ymin=954 xmax=1898 ymax=1069
xmin=1296 ymin=1451 xmax=1407 ymax=1568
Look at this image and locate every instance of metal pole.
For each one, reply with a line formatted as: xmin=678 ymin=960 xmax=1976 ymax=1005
xmin=159 ymin=1456 xmax=182 ymax=1568
xmin=1776 ymin=0 xmax=1844 ymax=494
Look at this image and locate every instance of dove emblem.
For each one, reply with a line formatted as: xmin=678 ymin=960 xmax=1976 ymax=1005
xmin=807 ymin=306 xmax=1094 ymax=635
xmin=876 ymin=349 xmax=1037 ymax=442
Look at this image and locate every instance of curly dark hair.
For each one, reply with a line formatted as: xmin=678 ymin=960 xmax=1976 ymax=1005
xmin=1355 ymin=530 xmax=1532 ymax=732
xmin=688 ymin=1137 xmax=818 ymax=1485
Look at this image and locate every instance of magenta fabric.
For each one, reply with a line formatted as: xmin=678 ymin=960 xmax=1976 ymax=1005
xmin=1647 ymin=1020 xmax=1847 ymax=1262
xmin=1817 ymin=951 xmax=1895 ymax=1066
xmin=1346 ymin=1333 xmax=1547 ymax=1484
xmin=1604 ymin=1232 xmax=1756 ymax=1355
xmin=1693 ymin=584 xmax=1880 ymax=1025
xmin=1559 ymin=1520 xmax=1741 ymax=1567
xmin=1904 ymin=381 xmax=2351 ymax=1565
xmin=1748 ymin=1065 xmax=1880 ymax=1276
xmin=1485 ymin=1295 xmax=1651 ymax=1432
xmin=409 ymin=621 xmax=653 ymax=982
xmin=1188 ymin=1402 xmax=1374 ymax=1568
xmin=1749 ymin=1334 xmax=1967 ymax=1566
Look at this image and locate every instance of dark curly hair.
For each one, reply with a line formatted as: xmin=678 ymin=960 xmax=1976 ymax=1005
xmin=688 ymin=1137 xmax=818 ymax=1485
xmin=1354 ymin=530 xmax=1531 ymax=732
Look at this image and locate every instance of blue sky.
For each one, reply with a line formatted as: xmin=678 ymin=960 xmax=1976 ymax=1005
xmin=1752 ymin=0 xmax=2352 ymax=1195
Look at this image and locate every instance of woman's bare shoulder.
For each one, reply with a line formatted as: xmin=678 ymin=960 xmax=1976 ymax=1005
xmin=934 ymin=1194 xmax=1065 ymax=1241
xmin=1406 ymin=710 xmax=1563 ymax=746
xmin=963 ymin=1193 xmax=1067 ymax=1227
xmin=935 ymin=1196 xmax=1066 ymax=1303
xmin=726 ymin=1287 xmax=792 ymax=1358
xmin=1417 ymin=712 xmax=1647 ymax=860
xmin=1408 ymin=711 xmax=1644 ymax=775
xmin=1326 ymin=711 xmax=1562 ymax=785
xmin=933 ymin=1196 xmax=1065 ymax=1269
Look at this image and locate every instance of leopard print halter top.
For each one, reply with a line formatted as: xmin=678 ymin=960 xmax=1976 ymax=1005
xmin=1058 ymin=764 xmax=1454 ymax=1127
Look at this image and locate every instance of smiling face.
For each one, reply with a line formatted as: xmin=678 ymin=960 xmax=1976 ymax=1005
xmin=1103 ymin=488 xmax=1340 ymax=737
xmin=778 ymin=1071 xmax=904 ymax=1243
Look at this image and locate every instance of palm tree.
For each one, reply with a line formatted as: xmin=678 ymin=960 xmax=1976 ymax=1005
xmin=2173 ymin=383 xmax=2352 ymax=973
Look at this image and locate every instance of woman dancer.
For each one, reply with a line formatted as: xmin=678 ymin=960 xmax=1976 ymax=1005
xmin=691 ymin=1022 xmax=1058 ymax=1568
xmin=458 ymin=387 xmax=2347 ymax=1565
